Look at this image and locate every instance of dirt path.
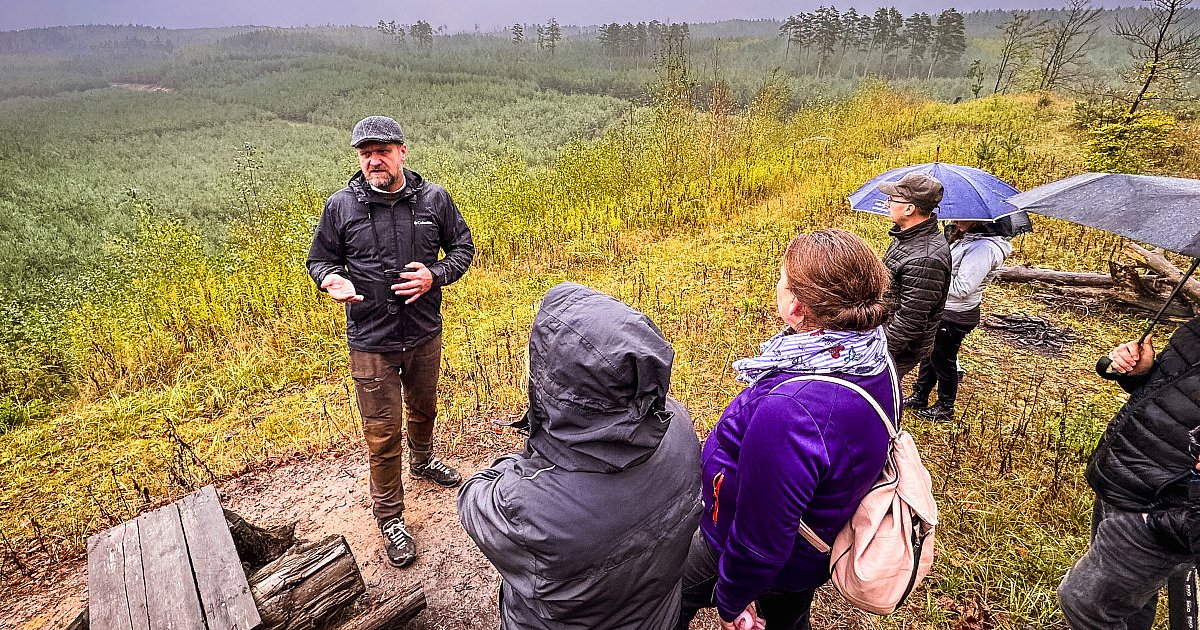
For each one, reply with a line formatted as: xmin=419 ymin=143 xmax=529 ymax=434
xmin=2 ymin=448 xmax=501 ymax=629
xmin=3 ymin=445 xmax=878 ymax=630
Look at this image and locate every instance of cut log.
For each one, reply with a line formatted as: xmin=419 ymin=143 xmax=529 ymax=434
xmin=996 ymin=266 xmax=1118 ymax=287
xmin=66 ymin=609 xmax=88 ymax=630
xmin=1123 ymin=243 xmax=1200 ymax=306
xmin=249 ymin=534 xmax=366 ymax=630
xmin=224 ymin=509 xmax=296 ymax=572
xmin=335 ymin=584 xmax=427 ymax=630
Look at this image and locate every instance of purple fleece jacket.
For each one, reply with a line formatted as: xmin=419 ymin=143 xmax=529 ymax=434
xmin=700 ymin=370 xmax=897 ymax=621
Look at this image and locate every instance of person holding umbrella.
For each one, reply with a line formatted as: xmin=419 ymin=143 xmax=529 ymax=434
xmin=1005 ymin=172 xmax=1200 ymax=629
xmin=906 ymin=220 xmax=1013 ymax=420
xmin=1056 ymin=314 xmax=1200 ymax=629
xmin=877 ymin=172 xmax=952 ymax=378
xmin=850 ymin=161 xmax=1033 ymax=398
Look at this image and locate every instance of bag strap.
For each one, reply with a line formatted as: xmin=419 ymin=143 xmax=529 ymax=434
xmin=766 ymin=361 xmax=900 ymax=554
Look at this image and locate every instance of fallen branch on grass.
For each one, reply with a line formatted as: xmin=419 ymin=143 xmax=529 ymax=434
xmin=996 ymin=246 xmax=1198 ymax=318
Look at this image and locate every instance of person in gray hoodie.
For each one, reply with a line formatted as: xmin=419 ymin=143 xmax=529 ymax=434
xmin=458 ymin=282 xmax=703 ymax=630
xmin=905 ymin=220 xmax=1013 ymax=420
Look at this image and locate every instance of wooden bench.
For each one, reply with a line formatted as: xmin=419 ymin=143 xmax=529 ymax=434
xmin=86 ymin=485 xmax=262 ymax=630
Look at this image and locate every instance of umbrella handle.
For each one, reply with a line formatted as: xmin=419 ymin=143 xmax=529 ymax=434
xmin=1095 ymin=357 xmax=1123 ymax=381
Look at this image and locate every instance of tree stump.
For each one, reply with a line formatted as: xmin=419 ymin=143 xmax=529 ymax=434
xmin=224 ymin=508 xmax=296 ymax=572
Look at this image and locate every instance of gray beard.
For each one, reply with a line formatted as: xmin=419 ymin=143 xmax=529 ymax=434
xmin=367 ymin=171 xmax=397 ymax=190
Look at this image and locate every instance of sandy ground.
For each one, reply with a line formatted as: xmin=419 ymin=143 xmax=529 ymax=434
xmin=2 ymin=447 xmax=502 ymax=630
xmin=2 ymin=444 xmax=879 ymax=630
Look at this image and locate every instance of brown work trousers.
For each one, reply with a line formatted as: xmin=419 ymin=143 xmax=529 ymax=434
xmin=349 ymin=334 xmax=441 ymax=522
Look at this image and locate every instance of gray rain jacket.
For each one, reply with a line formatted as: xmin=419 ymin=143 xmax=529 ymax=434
xmin=458 ymin=283 xmax=702 ymax=630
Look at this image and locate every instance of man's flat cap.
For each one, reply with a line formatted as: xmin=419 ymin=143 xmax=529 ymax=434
xmin=351 ymin=116 xmax=405 ymax=147
xmin=877 ymin=172 xmax=944 ymax=211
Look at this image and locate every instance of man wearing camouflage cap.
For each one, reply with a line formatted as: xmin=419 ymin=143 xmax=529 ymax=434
xmin=877 ymin=172 xmax=951 ymax=379
xmin=307 ymin=116 xmax=474 ymax=568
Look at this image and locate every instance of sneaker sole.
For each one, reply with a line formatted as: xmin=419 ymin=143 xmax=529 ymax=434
xmin=387 ymin=554 xmax=417 ymax=568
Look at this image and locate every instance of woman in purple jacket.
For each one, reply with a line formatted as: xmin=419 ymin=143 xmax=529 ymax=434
xmin=677 ymin=229 xmax=899 ymax=630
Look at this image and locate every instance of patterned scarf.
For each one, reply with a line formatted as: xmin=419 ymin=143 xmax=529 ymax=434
xmin=733 ymin=325 xmax=890 ymax=385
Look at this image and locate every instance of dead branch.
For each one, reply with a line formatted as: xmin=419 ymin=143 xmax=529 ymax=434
xmin=1123 ymin=242 xmax=1200 ymax=305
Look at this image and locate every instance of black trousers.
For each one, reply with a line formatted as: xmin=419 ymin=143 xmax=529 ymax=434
xmin=677 ymin=529 xmax=814 ymax=630
xmin=912 ymin=320 xmax=974 ymax=405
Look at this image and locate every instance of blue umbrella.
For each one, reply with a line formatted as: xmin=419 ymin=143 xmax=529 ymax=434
xmin=849 ymin=163 xmax=1030 ymax=231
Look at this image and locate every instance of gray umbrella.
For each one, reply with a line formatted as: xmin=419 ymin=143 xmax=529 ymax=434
xmin=1007 ymin=172 xmax=1200 ymax=257
xmin=1006 ymin=172 xmax=1200 ymax=378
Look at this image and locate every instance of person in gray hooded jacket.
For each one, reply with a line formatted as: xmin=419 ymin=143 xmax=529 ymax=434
xmin=458 ymin=282 xmax=703 ymax=630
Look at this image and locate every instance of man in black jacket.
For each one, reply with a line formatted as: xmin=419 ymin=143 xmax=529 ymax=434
xmin=307 ymin=116 xmax=474 ymax=568
xmin=1058 ymin=316 xmax=1200 ymax=629
xmin=877 ymin=172 xmax=951 ymax=379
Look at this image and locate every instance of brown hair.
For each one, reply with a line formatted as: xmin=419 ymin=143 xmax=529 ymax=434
xmin=783 ymin=229 xmax=890 ymax=332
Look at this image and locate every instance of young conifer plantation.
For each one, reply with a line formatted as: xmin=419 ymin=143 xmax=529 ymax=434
xmin=1 ymin=8 xmax=1199 ymax=627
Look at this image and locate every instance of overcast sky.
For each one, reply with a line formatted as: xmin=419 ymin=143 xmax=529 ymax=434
xmin=0 ymin=0 xmax=1108 ymax=33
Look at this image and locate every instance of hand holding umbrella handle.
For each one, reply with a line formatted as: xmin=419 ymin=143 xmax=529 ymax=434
xmin=1095 ymin=356 xmax=1121 ymax=381
xmin=1095 ymin=257 xmax=1197 ymax=383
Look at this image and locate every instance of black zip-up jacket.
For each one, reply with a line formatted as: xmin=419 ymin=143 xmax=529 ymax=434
xmin=307 ymin=169 xmax=474 ymax=352
xmin=883 ymin=217 xmax=952 ymax=370
xmin=1087 ymin=316 xmax=1200 ymax=514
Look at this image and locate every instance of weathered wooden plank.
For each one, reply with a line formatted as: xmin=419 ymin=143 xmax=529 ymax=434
xmin=179 ymin=486 xmax=262 ymax=630
xmin=87 ymin=524 xmax=134 ymax=630
xmin=138 ymin=503 xmax=205 ymax=630
xmin=121 ymin=516 xmax=150 ymax=630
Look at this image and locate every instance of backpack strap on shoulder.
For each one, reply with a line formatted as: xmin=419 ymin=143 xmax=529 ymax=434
xmin=768 ymin=362 xmax=900 ymax=552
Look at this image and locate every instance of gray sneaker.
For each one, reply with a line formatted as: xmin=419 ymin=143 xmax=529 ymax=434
xmin=380 ymin=517 xmax=416 ymax=568
xmin=410 ymin=456 xmax=462 ymax=488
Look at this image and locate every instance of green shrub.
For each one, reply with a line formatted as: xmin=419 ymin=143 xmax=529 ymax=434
xmin=1084 ymin=109 xmax=1176 ymax=173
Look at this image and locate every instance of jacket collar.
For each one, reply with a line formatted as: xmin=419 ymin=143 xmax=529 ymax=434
xmin=889 ymin=215 xmax=940 ymax=240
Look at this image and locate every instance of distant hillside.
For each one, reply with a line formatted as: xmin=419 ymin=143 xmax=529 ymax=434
xmin=0 ymin=25 xmax=258 ymax=55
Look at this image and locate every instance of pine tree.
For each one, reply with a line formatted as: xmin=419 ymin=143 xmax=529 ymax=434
xmin=930 ymin=8 xmax=966 ymax=78
xmin=409 ymin=21 xmax=434 ymax=51
xmin=904 ymin=13 xmax=933 ymax=78
xmin=544 ymin=18 xmax=562 ymax=56
xmin=812 ymin=6 xmax=843 ymax=79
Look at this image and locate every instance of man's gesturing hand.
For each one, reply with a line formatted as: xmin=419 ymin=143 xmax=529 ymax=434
xmin=321 ymin=274 xmax=364 ymax=303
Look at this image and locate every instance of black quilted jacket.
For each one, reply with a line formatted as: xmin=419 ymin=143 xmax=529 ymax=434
xmin=882 ymin=217 xmax=952 ymax=371
xmin=1088 ymin=316 xmax=1200 ymax=512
